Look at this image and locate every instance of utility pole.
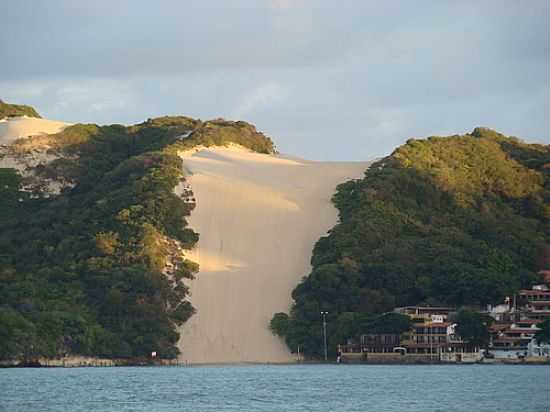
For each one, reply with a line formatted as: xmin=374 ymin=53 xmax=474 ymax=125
xmin=429 ymin=322 xmax=433 ymax=363
xmin=321 ymin=311 xmax=329 ymax=362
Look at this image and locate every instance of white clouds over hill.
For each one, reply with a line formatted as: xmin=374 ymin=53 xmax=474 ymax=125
xmin=1 ymin=1 xmax=549 ymax=159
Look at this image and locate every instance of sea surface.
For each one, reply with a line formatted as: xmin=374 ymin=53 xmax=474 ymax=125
xmin=1 ymin=364 xmax=549 ymax=411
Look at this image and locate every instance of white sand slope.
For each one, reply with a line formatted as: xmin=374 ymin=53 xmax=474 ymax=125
xmin=0 ymin=116 xmax=72 ymax=195
xmin=0 ymin=116 xmax=69 ymax=145
xmin=176 ymin=145 xmax=370 ymax=363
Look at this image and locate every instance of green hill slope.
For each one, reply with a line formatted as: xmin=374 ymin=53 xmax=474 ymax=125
xmin=0 ymin=99 xmax=41 ymax=119
xmin=0 ymin=116 xmax=273 ymax=361
xmin=272 ymin=128 xmax=549 ymax=358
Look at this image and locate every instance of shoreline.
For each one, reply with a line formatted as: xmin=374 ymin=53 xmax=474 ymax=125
xmin=2 ymin=358 xmax=549 ymax=368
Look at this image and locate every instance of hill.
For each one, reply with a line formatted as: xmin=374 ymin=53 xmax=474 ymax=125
xmin=2 ymin=110 xmax=548 ymax=363
xmin=0 ymin=99 xmax=41 ymax=119
xmin=271 ymin=128 xmax=549 ymax=358
xmin=0 ymin=115 xmax=275 ymax=361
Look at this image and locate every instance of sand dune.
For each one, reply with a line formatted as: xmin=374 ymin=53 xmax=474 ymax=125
xmin=176 ymin=145 xmax=370 ymax=363
xmin=0 ymin=116 xmax=71 ymax=194
xmin=1 ymin=116 xmax=370 ymax=363
xmin=0 ymin=116 xmax=69 ymax=145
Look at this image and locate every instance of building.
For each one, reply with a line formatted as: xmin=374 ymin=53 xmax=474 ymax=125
xmin=486 ymin=297 xmax=516 ymax=323
xmin=486 ymin=287 xmax=549 ymax=360
xmin=539 ymin=270 xmax=550 ymax=285
xmin=518 ymin=288 xmax=550 ymax=321
xmin=360 ymin=333 xmax=401 ymax=353
xmin=528 ymin=340 xmax=550 ymax=358
xmin=339 ymin=306 xmax=483 ymax=362
xmin=395 ymin=306 xmax=455 ymax=318
xmin=489 ymin=320 xmax=541 ymax=359
xmin=395 ymin=306 xmax=456 ymax=356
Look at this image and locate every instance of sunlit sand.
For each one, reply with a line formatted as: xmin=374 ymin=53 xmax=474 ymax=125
xmin=176 ymin=145 xmax=370 ymax=363
xmin=0 ymin=116 xmax=69 ymax=145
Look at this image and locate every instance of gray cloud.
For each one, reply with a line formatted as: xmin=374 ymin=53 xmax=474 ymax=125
xmin=1 ymin=0 xmax=549 ymax=160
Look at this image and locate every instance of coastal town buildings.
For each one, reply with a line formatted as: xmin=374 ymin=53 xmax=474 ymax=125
xmin=489 ymin=320 xmax=541 ymax=359
xmin=486 ymin=283 xmax=550 ymax=359
xmin=339 ymin=306 xmax=482 ymax=362
xmin=518 ymin=287 xmax=550 ymax=321
xmin=359 ymin=334 xmax=401 ymax=353
xmin=339 ymin=271 xmax=550 ymax=363
xmin=395 ymin=306 xmax=454 ymax=355
xmin=528 ymin=339 xmax=550 ymax=358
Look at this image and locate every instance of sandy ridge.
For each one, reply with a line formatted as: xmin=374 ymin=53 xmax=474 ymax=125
xmin=1 ymin=118 xmax=370 ymax=363
xmin=0 ymin=116 xmax=72 ymax=195
xmin=0 ymin=116 xmax=69 ymax=145
xmin=176 ymin=145 xmax=369 ymax=363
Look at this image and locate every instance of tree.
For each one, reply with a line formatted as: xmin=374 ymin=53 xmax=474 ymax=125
xmin=95 ymin=231 xmax=119 ymax=255
xmin=0 ymin=99 xmax=41 ymax=119
xmin=455 ymin=309 xmax=494 ymax=349
xmin=0 ymin=112 xmax=276 ymax=360
xmin=0 ymin=308 xmax=36 ymax=360
xmin=535 ymin=319 xmax=550 ymax=344
xmin=272 ymin=129 xmax=548 ymax=357
xmin=359 ymin=288 xmax=396 ymax=314
xmin=365 ymin=313 xmax=412 ymax=335
xmin=270 ymin=313 xmax=290 ymax=337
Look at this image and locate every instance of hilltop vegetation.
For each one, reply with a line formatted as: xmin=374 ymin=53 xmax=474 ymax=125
xmin=0 ymin=115 xmax=274 ymax=361
xmin=0 ymin=99 xmax=41 ymax=119
xmin=273 ymin=128 xmax=549 ymax=358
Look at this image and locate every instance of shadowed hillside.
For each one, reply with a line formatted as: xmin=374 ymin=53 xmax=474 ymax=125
xmin=0 ymin=114 xmax=273 ymax=361
xmin=272 ymin=128 xmax=549 ymax=358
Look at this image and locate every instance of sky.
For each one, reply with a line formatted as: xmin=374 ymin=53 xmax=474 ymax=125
xmin=1 ymin=0 xmax=549 ymax=160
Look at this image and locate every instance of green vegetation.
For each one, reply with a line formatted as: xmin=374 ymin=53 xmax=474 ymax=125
xmin=454 ymin=309 xmax=494 ymax=349
xmin=0 ymin=115 xmax=274 ymax=361
xmin=535 ymin=319 xmax=550 ymax=344
xmin=363 ymin=313 xmax=412 ymax=335
xmin=272 ymin=128 xmax=549 ymax=358
xmin=0 ymin=99 xmax=41 ymax=119
xmin=270 ymin=312 xmax=290 ymax=337
xmin=170 ymin=118 xmax=275 ymax=154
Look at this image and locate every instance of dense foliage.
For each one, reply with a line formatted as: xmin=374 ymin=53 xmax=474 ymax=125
xmin=454 ymin=309 xmax=494 ymax=349
xmin=273 ymin=128 xmax=549 ymax=358
xmin=0 ymin=99 xmax=41 ymax=119
xmin=0 ymin=115 xmax=274 ymax=361
xmin=535 ymin=319 xmax=550 ymax=344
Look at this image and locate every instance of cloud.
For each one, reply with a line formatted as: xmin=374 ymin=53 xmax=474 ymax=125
xmin=270 ymin=0 xmax=296 ymax=10
xmin=232 ymin=83 xmax=289 ymax=119
xmin=1 ymin=0 xmax=549 ymax=160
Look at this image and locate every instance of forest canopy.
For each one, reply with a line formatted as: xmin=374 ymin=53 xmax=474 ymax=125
xmin=273 ymin=128 xmax=549 ymax=358
xmin=0 ymin=115 xmax=274 ymax=361
xmin=0 ymin=99 xmax=41 ymax=119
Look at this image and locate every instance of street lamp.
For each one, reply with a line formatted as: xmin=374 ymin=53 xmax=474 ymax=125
xmin=321 ymin=311 xmax=329 ymax=361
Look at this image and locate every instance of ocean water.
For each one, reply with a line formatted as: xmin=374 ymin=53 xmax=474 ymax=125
xmin=1 ymin=364 xmax=549 ymax=411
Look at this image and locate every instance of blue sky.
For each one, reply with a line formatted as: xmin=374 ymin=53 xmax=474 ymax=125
xmin=1 ymin=0 xmax=549 ymax=160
